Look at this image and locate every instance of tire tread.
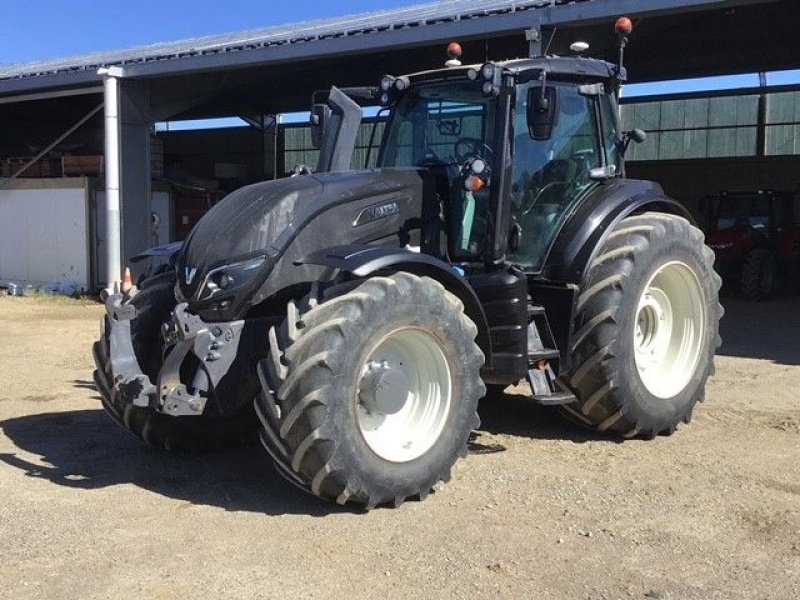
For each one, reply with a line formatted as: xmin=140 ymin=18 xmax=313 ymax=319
xmin=559 ymin=212 xmax=723 ymax=438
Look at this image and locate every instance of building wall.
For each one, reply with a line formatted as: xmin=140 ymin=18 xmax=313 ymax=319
xmin=627 ymin=155 xmax=800 ymax=221
xmin=621 ymin=88 xmax=800 ymax=161
xmin=0 ymin=178 xmax=90 ymax=290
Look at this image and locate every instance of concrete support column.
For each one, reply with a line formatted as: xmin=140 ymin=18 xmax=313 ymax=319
xmin=99 ymin=68 xmax=152 ymax=287
xmin=99 ymin=67 xmax=122 ymax=287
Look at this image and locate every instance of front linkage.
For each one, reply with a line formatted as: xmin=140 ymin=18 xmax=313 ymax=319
xmin=93 ymin=291 xmax=245 ymax=418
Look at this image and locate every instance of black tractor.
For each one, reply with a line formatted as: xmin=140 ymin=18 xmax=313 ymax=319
xmin=94 ymin=20 xmax=722 ymax=509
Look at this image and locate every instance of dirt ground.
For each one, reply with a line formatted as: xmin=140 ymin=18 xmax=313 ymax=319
xmin=0 ymin=293 xmax=798 ymax=600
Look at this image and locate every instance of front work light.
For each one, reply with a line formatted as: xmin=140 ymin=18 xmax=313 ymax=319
xmin=197 ymin=255 xmax=267 ymax=302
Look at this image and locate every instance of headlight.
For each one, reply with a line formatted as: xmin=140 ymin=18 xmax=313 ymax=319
xmin=196 ymin=255 xmax=267 ymax=302
xmin=480 ymin=63 xmax=500 ymax=96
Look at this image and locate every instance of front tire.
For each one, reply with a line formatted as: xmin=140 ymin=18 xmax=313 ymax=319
xmin=559 ymin=213 xmax=723 ymax=438
xmin=256 ymin=272 xmax=485 ymax=509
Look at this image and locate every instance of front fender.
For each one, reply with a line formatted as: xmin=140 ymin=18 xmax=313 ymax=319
xmin=297 ymin=245 xmax=492 ymax=368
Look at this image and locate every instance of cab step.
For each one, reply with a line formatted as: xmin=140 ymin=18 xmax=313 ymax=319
xmin=529 ymin=391 xmax=576 ymax=406
xmin=528 ymin=348 xmax=560 ymax=362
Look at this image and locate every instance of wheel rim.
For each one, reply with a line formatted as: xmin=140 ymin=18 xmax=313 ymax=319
xmin=356 ymin=327 xmax=452 ymax=463
xmin=633 ymin=261 xmax=705 ymax=399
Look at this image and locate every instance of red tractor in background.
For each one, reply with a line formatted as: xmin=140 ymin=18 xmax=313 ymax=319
xmin=702 ymin=190 xmax=800 ymax=300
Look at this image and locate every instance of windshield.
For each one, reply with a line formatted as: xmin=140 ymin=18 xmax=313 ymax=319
xmin=379 ymin=80 xmax=498 ymax=261
xmin=379 ymin=80 xmax=496 ymax=168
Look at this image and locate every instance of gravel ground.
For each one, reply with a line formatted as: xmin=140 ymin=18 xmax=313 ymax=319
xmin=0 ymin=293 xmax=798 ymax=600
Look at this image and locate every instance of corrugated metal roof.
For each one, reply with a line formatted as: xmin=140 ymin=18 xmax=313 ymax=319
xmin=0 ymin=0 xmax=578 ymax=81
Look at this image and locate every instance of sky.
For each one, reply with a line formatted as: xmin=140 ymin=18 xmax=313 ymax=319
xmin=0 ymin=0 xmax=418 ymax=65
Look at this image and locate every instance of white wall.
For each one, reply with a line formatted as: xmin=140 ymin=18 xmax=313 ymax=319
xmin=0 ymin=179 xmax=89 ymax=291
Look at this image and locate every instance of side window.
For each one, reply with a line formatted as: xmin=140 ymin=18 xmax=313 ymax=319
xmin=508 ymin=82 xmax=601 ymax=271
xmin=599 ymin=95 xmax=622 ymax=173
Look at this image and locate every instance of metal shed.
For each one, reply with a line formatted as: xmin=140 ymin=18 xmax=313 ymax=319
xmin=0 ymin=0 xmax=796 ymax=289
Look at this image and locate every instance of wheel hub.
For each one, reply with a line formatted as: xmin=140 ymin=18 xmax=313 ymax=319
xmin=359 ymin=362 xmax=411 ymax=415
xmin=635 ymin=288 xmax=672 ymax=362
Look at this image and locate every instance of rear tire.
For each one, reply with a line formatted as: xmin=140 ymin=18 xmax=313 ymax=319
xmin=558 ymin=213 xmax=723 ymax=438
xmin=786 ymin=240 xmax=800 ymax=296
xmin=93 ymin=273 xmax=257 ymax=451
xmin=256 ymin=272 xmax=485 ymax=509
xmin=741 ymin=248 xmax=776 ymax=301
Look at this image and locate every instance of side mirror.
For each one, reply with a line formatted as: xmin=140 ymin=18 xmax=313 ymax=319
xmin=310 ymin=103 xmax=331 ymax=149
xmin=527 ymin=86 xmax=558 ymax=141
xmin=437 ymin=118 xmax=461 ymax=137
xmin=621 ymin=128 xmax=647 ymax=156
xmin=629 ymin=128 xmax=647 ymax=144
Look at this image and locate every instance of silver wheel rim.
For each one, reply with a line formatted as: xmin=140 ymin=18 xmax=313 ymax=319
xmin=633 ymin=261 xmax=705 ymax=399
xmin=357 ymin=327 xmax=452 ymax=463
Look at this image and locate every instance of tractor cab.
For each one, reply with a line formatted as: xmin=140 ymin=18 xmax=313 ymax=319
xmin=374 ymin=54 xmax=632 ymax=273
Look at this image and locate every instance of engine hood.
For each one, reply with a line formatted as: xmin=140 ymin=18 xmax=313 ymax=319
xmin=177 ymin=168 xmax=429 ymax=317
xmin=178 ymin=175 xmax=322 ymax=297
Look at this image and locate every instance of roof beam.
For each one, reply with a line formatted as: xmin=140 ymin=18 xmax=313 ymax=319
xmin=0 ymin=85 xmax=103 ymax=105
xmin=0 ymin=70 xmax=99 ymax=97
xmin=536 ymin=0 xmax=773 ymax=25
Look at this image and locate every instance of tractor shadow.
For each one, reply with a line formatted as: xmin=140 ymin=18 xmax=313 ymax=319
xmin=0 ymin=406 xmax=353 ymax=517
xmin=716 ymin=297 xmax=800 ymax=366
xmin=474 ymin=388 xmax=619 ymax=446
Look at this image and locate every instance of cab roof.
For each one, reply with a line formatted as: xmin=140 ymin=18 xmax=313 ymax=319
xmin=406 ymin=55 xmax=624 ymax=84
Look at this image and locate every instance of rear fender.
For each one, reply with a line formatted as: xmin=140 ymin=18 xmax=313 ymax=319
xmin=542 ymin=180 xmax=693 ymax=284
xmin=296 ymin=245 xmax=492 ymax=368
xmin=539 ymin=181 xmax=692 ymax=372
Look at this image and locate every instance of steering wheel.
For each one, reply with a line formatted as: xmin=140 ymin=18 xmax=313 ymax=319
xmin=454 ymin=137 xmax=491 ymax=163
